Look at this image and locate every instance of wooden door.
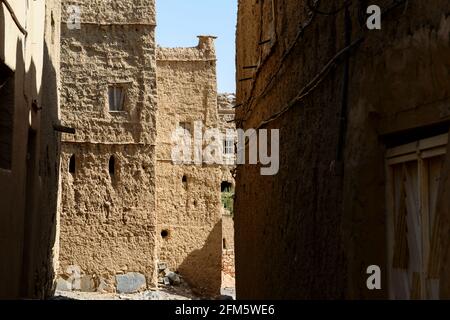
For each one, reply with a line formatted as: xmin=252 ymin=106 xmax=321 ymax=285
xmin=386 ymin=134 xmax=447 ymax=299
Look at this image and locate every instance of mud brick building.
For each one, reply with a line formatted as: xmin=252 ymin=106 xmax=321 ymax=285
xmin=57 ymin=1 xmax=234 ymax=296
xmin=58 ymin=0 xmax=159 ymax=292
xmin=156 ymin=38 xmax=232 ymax=295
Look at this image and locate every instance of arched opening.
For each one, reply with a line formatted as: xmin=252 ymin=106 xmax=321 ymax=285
xmin=221 ymin=181 xmax=234 ymax=214
xmin=221 ymin=181 xmax=232 ymax=192
xmin=109 ymin=155 xmax=115 ymax=176
xmin=69 ymin=155 xmax=76 ymax=174
xmin=182 ymin=175 xmax=187 ymax=188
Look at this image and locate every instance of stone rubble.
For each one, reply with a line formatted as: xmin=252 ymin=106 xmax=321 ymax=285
xmin=158 ymin=261 xmax=182 ymax=287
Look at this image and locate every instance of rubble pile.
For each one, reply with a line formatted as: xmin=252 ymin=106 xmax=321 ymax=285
xmin=157 ymin=262 xmax=181 ymax=287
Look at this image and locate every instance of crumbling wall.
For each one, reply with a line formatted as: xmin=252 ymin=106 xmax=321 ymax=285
xmin=156 ymin=36 xmax=222 ymax=296
xmin=235 ymin=0 xmax=450 ymax=299
xmin=58 ymin=0 xmax=158 ymax=292
xmin=221 ymin=214 xmax=235 ymax=278
xmin=60 ymin=0 xmax=155 ymax=25
xmin=217 ymin=93 xmax=236 ymax=132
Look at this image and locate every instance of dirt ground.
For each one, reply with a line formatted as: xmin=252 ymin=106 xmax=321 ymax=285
xmin=53 ymin=273 xmax=236 ymax=300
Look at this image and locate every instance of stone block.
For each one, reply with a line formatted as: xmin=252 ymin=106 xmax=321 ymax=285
xmin=163 ymin=277 xmax=170 ymax=285
xmin=158 ymin=262 xmax=167 ymax=271
xmin=97 ymin=278 xmax=115 ymax=293
xmin=116 ymin=272 xmax=147 ymax=294
xmin=55 ymin=278 xmax=72 ymax=291
xmin=80 ymin=275 xmax=95 ymax=292
xmin=167 ymin=272 xmax=181 ymax=285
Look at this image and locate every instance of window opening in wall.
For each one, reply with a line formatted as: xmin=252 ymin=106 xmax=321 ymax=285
xmin=109 ymin=155 xmax=115 ymax=176
xmin=161 ymin=229 xmax=169 ymax=239
xmin=221 ymin=181 xmax=234 ymax=214
xmin=108 ymin=86 xmax=125 ymax=111
xmin=223 ymin=138 xmax=234 ymax=155
xmin=179 ymin=122 xmax=192 ymax=135
xmin=223 ymin=238 xmax=227 ymax=250
xmin=0 ymin=63 xmax=15 ymax=170
xmin=182 ymin=175 xmax=188 ymax=188
xmin=69 ymin=154 xmax=76 ymax=174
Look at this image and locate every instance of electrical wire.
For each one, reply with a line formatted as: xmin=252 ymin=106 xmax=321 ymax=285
xmin=237 ymin=0 xmax=414 ymax=129
xmin=254 ymin=37 xmax=363 ymax=130
xmin=1 ymin=0 xmax=28 ymax=36
xmin=307 ymin=0 xmax=352 ymax=16
xmin=238 ymin=5 xmax=318 ymax=126
xmin=235 ymin=37 xmax=363 ymax=152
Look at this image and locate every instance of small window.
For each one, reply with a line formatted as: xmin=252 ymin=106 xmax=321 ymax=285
xmin=108 ymin=86 xmax=125 ymax=111
xmin=179 ymin=122 xmax=192 ymax=135
xmin=182 ymin=175 xmax=188 ymax=188
xmin=69 ymin=154 xmax=76 ymax=174
xmin=109 ymin=155 xmax=115 ymax=176
xmin=223 ymin=139 xmax=234 ymax=155
xmin=223 ymin=238 xmax=227 ymax=250
xmin=0 ymin=63 xmax=15 ymax=170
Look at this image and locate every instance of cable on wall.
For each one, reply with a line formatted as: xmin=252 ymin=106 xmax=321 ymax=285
xmin=1 ymin=0 xmax=28 ymax=36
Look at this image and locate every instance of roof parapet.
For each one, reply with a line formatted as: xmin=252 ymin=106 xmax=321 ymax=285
xmin=197 ymin=35 xmax=217 ymax=53
xmin=157 ymin=35 xmax=217 ymax=62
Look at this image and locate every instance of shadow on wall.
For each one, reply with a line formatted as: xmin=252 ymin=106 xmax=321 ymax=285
xmin=20 ymin=40 xmax=61 ymax=299
xmin=32 ymin=41 xmax=61 ymax=299
xmin=178 ymin=221 xmax=222 ymax=297
xmin=0 ymin=34 xmax=61 ymax=299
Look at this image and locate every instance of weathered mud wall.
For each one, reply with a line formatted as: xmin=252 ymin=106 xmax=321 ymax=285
xmin=235 ymin=0 xmax=450 ymax=299
xmin=156 ymin=37 xmax=222 ymax=296
xmin=221 ymin=214 xmax=235 ymax=277
xmin=58 ymin=0 xmax=158 ymax=291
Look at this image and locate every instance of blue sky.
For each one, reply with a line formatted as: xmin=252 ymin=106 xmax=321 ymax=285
xmin=156 ymin=0 xmax=237 ymax=93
